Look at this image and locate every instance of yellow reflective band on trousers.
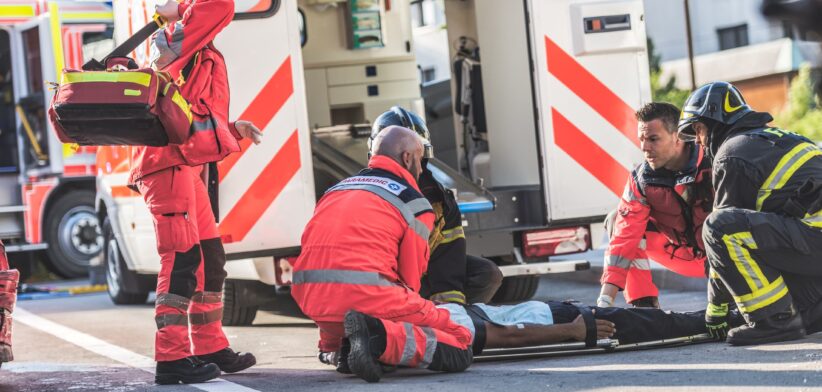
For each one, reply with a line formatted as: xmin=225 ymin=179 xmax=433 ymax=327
xmin=733 ymin=276 xmax=790 ymax=313
xmin=62 ymin=71 xmax=152 ymax=87
xmin=722 ymin=232 xmax=768 ymax=292
xmin=757 ymin=142 xmax=822 ymax=211
xmin=707 ymin=303 xmax=729 ymax=318
xmin=802 ymin=209 xmax=822 ymax=228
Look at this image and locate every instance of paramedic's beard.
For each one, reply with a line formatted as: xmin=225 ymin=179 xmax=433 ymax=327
xmin=407 ymin=160 xmax=421 ymax=183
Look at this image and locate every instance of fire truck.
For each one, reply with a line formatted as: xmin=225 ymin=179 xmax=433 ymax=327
xmin=0 ymin=1 xmax=113 ymax=278
xmin=95 ymin=0 xmax=651 ymax=324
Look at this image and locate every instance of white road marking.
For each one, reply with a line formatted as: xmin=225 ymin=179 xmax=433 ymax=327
xmin=15 ymin=306 xmax=261 ymax=392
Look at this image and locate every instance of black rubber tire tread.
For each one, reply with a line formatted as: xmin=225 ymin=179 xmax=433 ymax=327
xmin=490 ymin=275 xmax=539 ymax=304
xmin=222 ymin=280 xmax=258 ymax=326
xmin=43 ymin=189 xmax=99 ymax=278
xmin=103 ymin=217 xmax=148 ymax=305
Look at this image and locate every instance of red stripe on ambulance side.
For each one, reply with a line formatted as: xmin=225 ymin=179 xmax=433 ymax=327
xmin=218 ymin=56 xmax=294 ymax=182
xmin=552 ymin=109 xmax=627 ymax=196
xmin=544 ymin=36 xmax=639 ymax=147
xmin=218 ymin=130 xmax=301 ymax=242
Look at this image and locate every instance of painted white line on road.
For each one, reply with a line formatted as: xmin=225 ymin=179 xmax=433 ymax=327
xmin=15 ymin=306 xmax=261 ymax=392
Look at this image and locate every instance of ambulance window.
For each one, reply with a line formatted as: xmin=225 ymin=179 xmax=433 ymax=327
xmin=22 ymin=27 xmax=43 ymax=95
xmin=234 ymin=0 xmax=280 ymax=19
xmin=0 ymin=30 xmax=18 ymax=173
xmin=81 ymin=26 xmax=115 ymax=64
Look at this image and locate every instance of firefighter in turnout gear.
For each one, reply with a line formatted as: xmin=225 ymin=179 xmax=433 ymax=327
xmin=369 ymin=107 xmax=503 ymax=305
xmin=679 ymin=81 xmax=822 ymax=345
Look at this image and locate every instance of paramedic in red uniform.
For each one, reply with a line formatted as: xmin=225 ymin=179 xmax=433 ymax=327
xmin=597 ymin=103 xmax=712 ymax=309
xmin=129 ymin=0 xmax=261 ymax=385
xmin=291 ymin=126 xmax=474 ymax=383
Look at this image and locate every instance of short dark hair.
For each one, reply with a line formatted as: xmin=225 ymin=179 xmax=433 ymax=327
xmin=635 ymin=102 xmax=681 ymax=133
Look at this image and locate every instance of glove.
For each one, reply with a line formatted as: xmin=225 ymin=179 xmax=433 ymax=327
xmin=235 ymin=120 xmax=263 ymax=145
xmin=705 ymin=303 xmax=729 ymax=341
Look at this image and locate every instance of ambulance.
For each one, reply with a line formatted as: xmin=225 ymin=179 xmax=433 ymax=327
xmin=0 ymin=1 xmax=113 ymax=278
xmin=96 ymin=0 xmax=651 ymax=324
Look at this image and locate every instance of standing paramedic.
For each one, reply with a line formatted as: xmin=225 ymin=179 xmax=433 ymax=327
xmin=291 ymin=126 xmax=474 ymax=383
xmin=597 ymin=103 xmax=713 ymax=309
xmin=129 ymin=0 xmax=262 ymax=385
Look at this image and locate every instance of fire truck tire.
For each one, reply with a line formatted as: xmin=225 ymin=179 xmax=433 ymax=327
xmin=44 ymin=190 xmax=103 ymax=278
xmin=222 ymin=280 xmax=259 ymax=326
xmin=103 ymin=218 xmax=148 ymax=305
xmin=490 ymin=275 xmax=539 ymax=304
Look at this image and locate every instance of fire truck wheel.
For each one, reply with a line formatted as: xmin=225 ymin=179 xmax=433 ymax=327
xmin=103 ymin=218 xmax=148 ymax=305
xmin=222 ymin=280 xmax=259 ymax=326
xmin=44 ymin=190 xmax=103 ymax=278
xmin=490 ymin=275 xmax=539 ymax=304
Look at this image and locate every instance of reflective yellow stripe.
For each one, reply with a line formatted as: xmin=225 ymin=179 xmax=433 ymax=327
xmin=762 ymin=128 xmax=784 ymax=137
xmin=707 ymin=303 xmax=729 ymax=318
xmin=0 ymin=5 xmax=36 ymax=17
xmin=62 ymin=71 xmax=152 ymax=86
xmin=170 ymin=89 xmax=193 ymax=124
xmin=49 ymin=2 xmax=65 ymax=74
xmin=429 ymin=290 xmax=466 ymax=304
xmin=802 ymin=210 xmax=822 ymax=228
xmin=757 ymin=142 xmax=822 ymax=210
xmin=734 ymin=276 xmax=790 ymax=313
xmin=123 ymin=89 xmax=141 ymax=97
xmin=439 ymin=226 xmax=465 ymax=245
xmin=722 ymin=232 xmax=768 ymax=292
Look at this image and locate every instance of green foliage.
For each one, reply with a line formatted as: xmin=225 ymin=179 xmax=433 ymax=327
xmin=647 ymin=38 xmax=691 ymax=108
xmin=773 ymin=64 xmax=822 ymax=142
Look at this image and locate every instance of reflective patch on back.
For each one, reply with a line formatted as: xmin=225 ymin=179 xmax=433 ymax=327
xmin=333 ymin=175 xmax=407 ymax=195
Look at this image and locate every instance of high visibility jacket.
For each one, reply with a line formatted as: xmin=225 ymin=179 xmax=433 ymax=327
xmin=291 ymin=156 xmax=436 ymax=322
xmin=606 ymin=143 xmax=713 ymax=276
xmin=129 ymin=0 xmax=241 ymax=184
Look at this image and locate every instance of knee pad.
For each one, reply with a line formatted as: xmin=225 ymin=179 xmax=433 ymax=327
xmin=200 ymin=238 xmax=227 ymax=292
xmin=168 ymin=245 xmax=201 ymax=298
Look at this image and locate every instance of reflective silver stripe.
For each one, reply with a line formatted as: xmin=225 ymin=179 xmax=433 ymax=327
xmin=155 ymin=313 xmax=188 ymax=329
xmin=606 ymin=254 xmax=631 ymax=269
xmin=736 ymin=278 xmax=788 ymax=312
xmin=419 ymin=327 xmax=437 ymax=368
xmin=441 ymin=226 xmax=465 ymax=242
xmin=725 ymin=235 xmax=763 ymax=290
xmin=190 ymin=308 xmax=223 ymax=325
xmin=398 ymin=323 xmax=416 ymax=366
xmin=632 ymin=259 xmax=651 ymax=270
xmin=156 ymin=293 xmax=190 ymax=311
xmin=328 ymin=182 xmax=432 ymax=241
xmin=191 ymin=291 xmax=222 ymax=304
xmin=170 ymin=21 xmax=184 ymax=55
xmin=291 ymin=269 xmax=396 ymax=287
xmin=192 ymin=119 xmax=214 ymax=132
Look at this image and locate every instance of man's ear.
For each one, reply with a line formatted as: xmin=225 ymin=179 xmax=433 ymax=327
xmin=402 ymin=151 xmax=412 ymax=168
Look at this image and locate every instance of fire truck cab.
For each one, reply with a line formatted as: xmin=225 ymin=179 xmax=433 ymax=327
xmin=0 ymin=1 xmax=113 ymax=278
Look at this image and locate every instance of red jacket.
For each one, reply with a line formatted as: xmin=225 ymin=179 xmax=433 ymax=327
xmin=129 ymin=0 xmax=241 ymax=183
xmin=607 ymin=145 xmax=713 ymax=269
xmin=291 ymin=156 xmax=436 ymax=323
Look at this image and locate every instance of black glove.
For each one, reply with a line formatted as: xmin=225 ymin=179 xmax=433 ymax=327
xmin=705 ymin=303 xmax=730 ymax=341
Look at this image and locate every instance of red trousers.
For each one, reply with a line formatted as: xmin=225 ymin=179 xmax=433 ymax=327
xmin=0 ymin=240 xmax=17 ymax=363
xmin=310 ymin=291 xmax=472 ymax=368
xmin=137 ymin=165 xmax=229 ymax=361
xmin=604 ymin=231 xmax=706 ymax=302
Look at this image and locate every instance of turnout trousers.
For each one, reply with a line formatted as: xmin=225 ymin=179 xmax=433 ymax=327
xmin=703 ymin=208 xmax=822 ymax=325
xmin=137 ymin=165 xmax=229 ymax=361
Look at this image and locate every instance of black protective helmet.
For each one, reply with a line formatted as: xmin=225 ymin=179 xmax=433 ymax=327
xmin=368 ymin=106 xmax=433 ymax=159
xmin=677 ymin=81 xmax=751 ymax=141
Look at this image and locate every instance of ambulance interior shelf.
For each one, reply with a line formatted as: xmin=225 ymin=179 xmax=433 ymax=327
xmin=311 ymin=126 xmax=495 ymax=213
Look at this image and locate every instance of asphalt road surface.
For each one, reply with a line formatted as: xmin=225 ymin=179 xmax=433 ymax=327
xmin=3 ymin=274 xmax=822 ymax=392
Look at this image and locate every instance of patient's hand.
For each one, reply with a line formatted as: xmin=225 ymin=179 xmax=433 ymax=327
xmin=571 ymin=314 xmax=616 ymax=341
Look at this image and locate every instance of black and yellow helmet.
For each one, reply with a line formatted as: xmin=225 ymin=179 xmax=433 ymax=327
xmin=677 ymin=81 xmax=751 ymax=141
xmin=369 ymin=106 xmax=433 ymax=159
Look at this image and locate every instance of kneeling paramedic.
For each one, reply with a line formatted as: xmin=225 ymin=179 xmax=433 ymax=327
xmin=130 ymin=0 xmax=262 ymax=384
xmin=370 ymin=106 xmax=503 ymax=305
xmin=291 ymin=126 xmax=474 ymax=383
xmin=679 ymin=81 xmax=822 ymax=345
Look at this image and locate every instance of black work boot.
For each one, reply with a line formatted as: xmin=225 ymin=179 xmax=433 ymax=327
xmin=337 ymin=338 xmax=352 ymax=374
xmin=344 ymin=310 xmax=387 ymax=383
xmin=197 ymin=347 xmax=257 ymax=373
xmin=727 ymin=305 xmax=806 ymax=346
xmin=630 ymin=296 xmax=660 ymax=309
xmin=155 ymin=357 xmax=221 ymax=385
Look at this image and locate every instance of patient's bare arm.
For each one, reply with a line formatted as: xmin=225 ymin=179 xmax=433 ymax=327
xmin=484 ymin=315 xmax=616 ymax=349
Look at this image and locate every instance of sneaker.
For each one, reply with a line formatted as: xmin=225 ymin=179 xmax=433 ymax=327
xmin=727 ymin=305 xmax=806 ymax=346
xmin=197 ymin=347 xmax=256 ymax=373
xmin=155 ymin=357 xmax=221 ymax=385
xmin=344 ymin=310 xmax=386 ymax=383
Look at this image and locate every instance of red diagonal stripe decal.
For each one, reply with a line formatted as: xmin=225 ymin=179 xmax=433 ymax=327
xmin=219 ymin=130 xmax=301 ymax=242
xmin=553 ymin=108 xmax=627 ymax=196
xmin=545 ymin=36 xmax=638 ymax=147
xmin=219 ymin=56 xmax=294 ymax=182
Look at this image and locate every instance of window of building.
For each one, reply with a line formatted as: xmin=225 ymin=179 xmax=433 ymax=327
xmin=411 ymin=0 xmax=425 ymax=27
xmin=717 ymin=24 xmax=749 ymax=50
xmin=421 ymin=67 xmax=436 ymax=83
